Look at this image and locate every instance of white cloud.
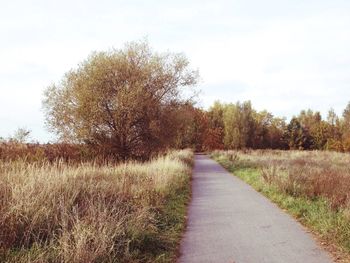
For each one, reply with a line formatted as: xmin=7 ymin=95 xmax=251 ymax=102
xmin=1 ymin=0 xmax=350 ymax=141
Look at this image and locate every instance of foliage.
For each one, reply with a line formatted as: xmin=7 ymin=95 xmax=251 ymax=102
xmin=222 ymin=101 xmax=255 ymax=149
xmin=202 ymin=127 xmax=224 ymax=150
xmin=176 ymin=100 xmax=350 ymax=153
xmin=43 ymin=41 xmax=198 ymax=160
xmin=174 ymin=104 xmax=208 ymax=151
xmin=283 ymin=117 xmax=312 ymax=150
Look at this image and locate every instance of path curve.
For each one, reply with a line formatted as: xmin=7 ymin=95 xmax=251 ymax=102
xmin=178 ymin=154 xmax=333 ymax=263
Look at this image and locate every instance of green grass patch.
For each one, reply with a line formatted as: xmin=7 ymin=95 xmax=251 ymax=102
xmin=130 ymin=173 xmax=191 ymax=263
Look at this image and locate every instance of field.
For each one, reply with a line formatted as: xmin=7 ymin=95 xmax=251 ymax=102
xmin=212 ymin=150 xmax=350 ymax=261
xmin=0 ymin=149 xmax=193 ymax=263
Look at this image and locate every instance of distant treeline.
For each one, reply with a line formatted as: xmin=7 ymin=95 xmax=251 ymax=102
xmin=2 ymin=100 xmax=350 ymax=162
xmin=3 ymin=41 xmax=348 ymax=162
xmin=177 ymin=101 xmax=350 ymax=152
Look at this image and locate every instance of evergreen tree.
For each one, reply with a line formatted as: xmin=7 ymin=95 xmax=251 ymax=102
xmin=284 ymin=117 xmax=312 ymax=150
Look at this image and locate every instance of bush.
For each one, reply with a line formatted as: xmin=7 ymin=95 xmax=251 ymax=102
xmin=0 ymin=142 xmax=112 ymax=163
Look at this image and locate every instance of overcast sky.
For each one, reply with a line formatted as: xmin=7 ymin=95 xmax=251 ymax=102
xmin=1 ymin=0 xmax=350 ymax=141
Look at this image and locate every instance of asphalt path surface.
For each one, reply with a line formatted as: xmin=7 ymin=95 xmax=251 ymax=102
xmin=178 ymin=154 xmax=333 ymax=263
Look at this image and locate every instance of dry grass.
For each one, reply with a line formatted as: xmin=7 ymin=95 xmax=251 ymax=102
xmin=214 ymin=150 xmax=350 ymax=211
xmin=212 ymin=150 xmax=350 ymax=261
xmin=0 ymin=142 xmax=94 ymax=163
xmin=0 ymin=149 xmax=193 ymax=263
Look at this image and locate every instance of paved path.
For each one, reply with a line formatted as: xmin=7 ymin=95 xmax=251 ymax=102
xmin=178 ymin=155 xmax=333 ymax=263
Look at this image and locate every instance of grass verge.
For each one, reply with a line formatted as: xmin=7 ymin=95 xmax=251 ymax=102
xmin=211 ymin=150 xmax=350 ymax=263
xmin=0 ymin=149 xmax=193 ymax=263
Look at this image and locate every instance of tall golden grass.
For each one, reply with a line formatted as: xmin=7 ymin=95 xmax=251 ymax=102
xmin=0 ymin=149 xmax=193 ymax=263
